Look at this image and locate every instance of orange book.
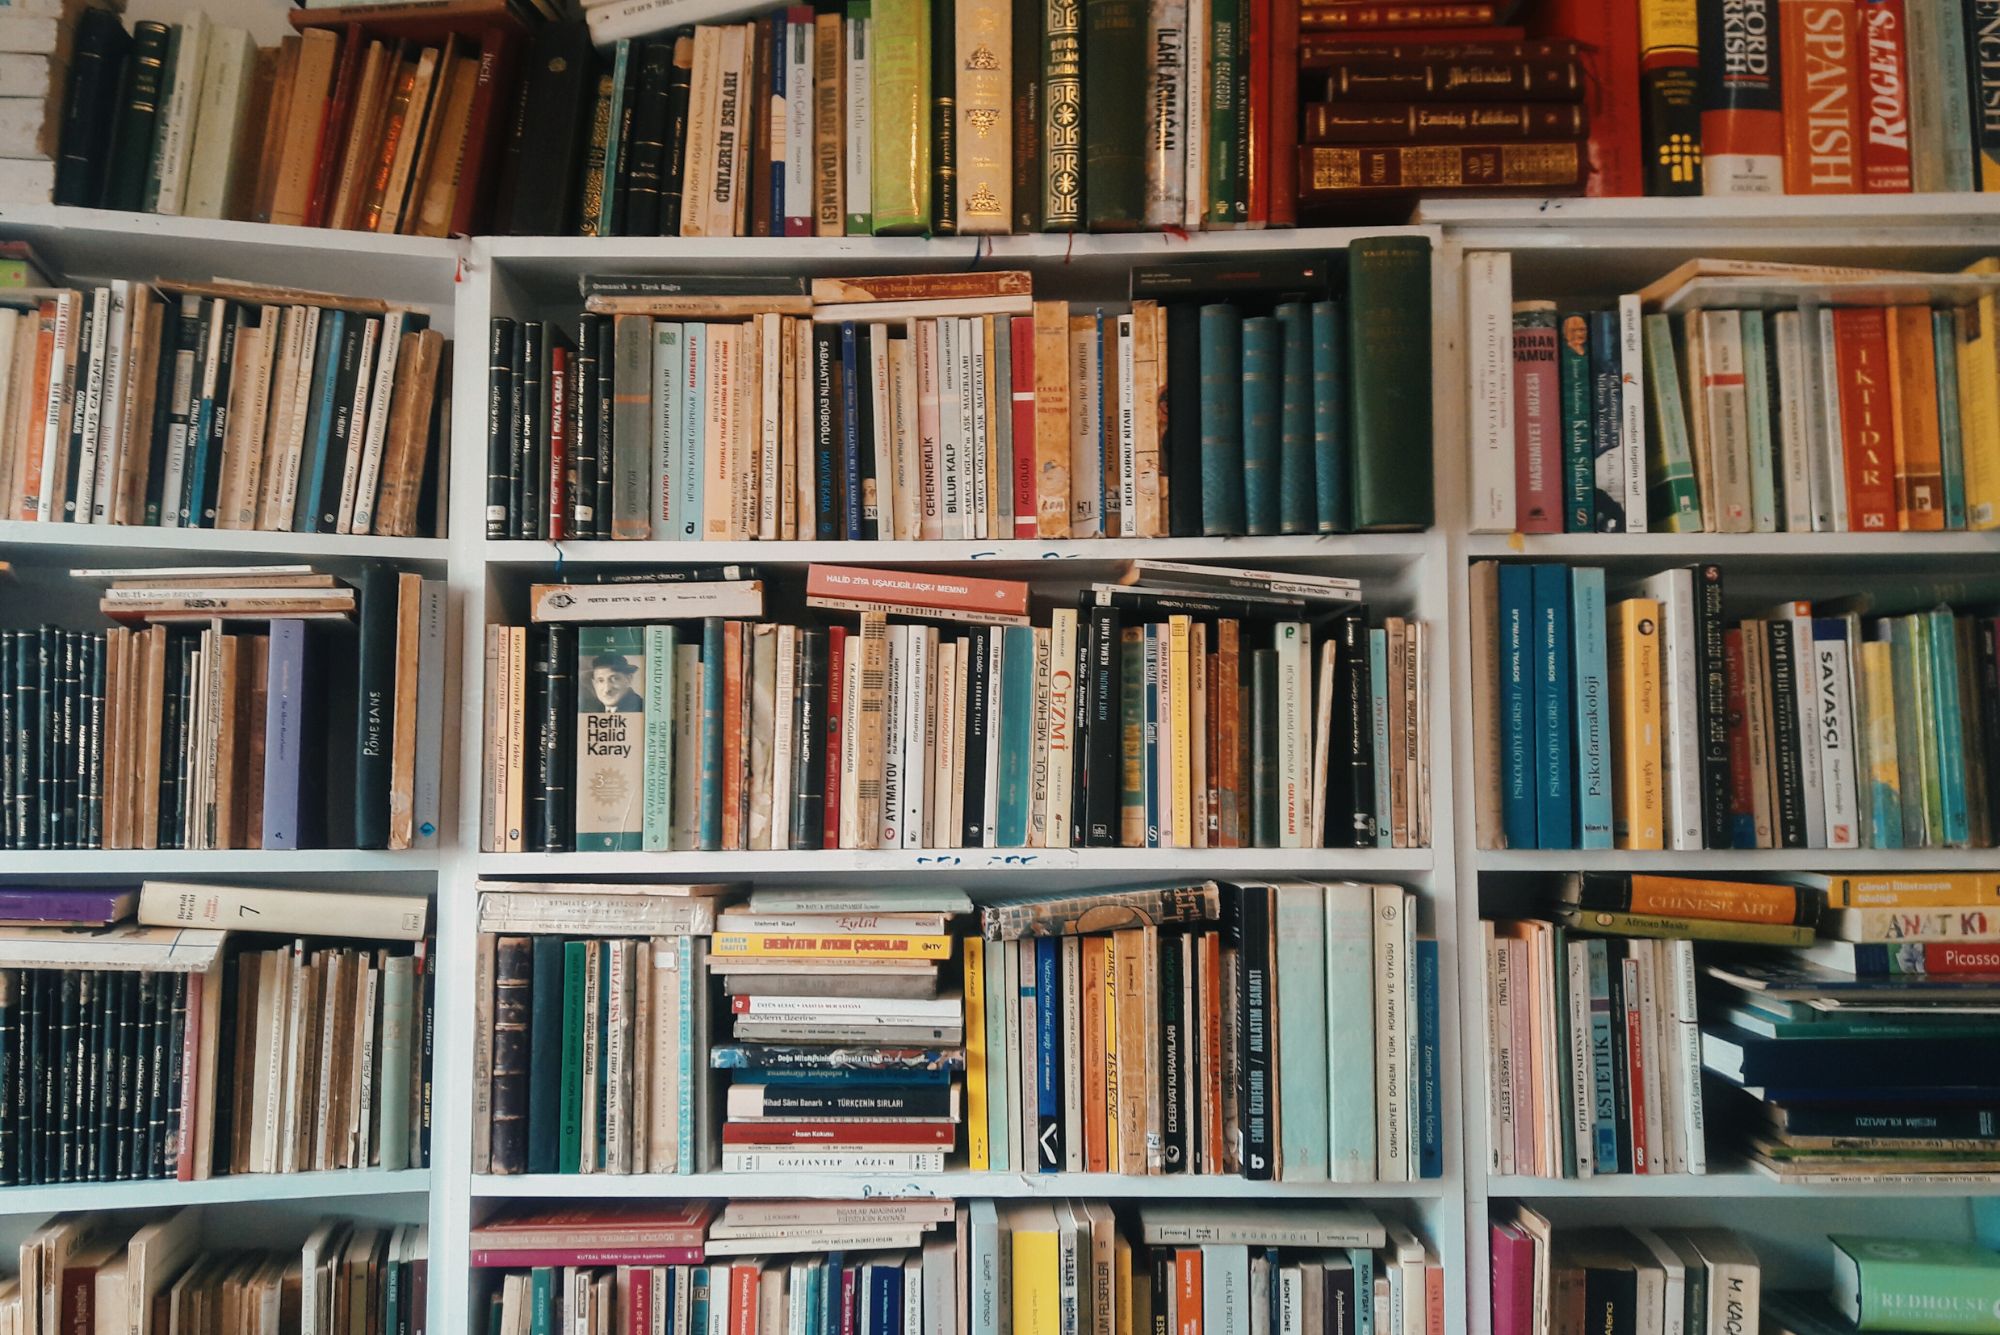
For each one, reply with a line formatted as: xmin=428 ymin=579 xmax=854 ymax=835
xmin=731 ymin=1263 xmax=759 ymax=1335
xmin=1199 ymin=931 xmax=1225 ymax=1170
xmin=251 ymin=38 xmax=302 ymax=224
xmin=271 ymin=29 xmax=340 ymax=227
xmin=1175 ymin=1249 xmax=1204 ymax=1335
xmin=1889 ymin=304 xmax=1944 ymax=529
xmin=1115 ymin=925 xmax=1150 ymax=1175
xmin=1573 ymin=872 xmax=1817 ymax=924
xmin=1081 ymin=935 xmax=1110 ymax=1173
xmin=803 ymin=563 xmax=1030 ymax=621
xmin=722 ymin=621 xmax=745 ymax=850
xmin=17 ymin=298 xmax=53 ymax=519
xmin=1216 ymin=620 xmax=1243 ymax=849
xmin=358 ymin=54 xmax=421 ymax=233
xmin=1778 ymin=0 xmax=1859 ymax=192
xmin=1609 ymin=598 xmax=1664 ymax=850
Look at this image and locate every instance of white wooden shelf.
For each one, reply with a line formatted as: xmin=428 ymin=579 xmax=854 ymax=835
xmin=1463 ymin=531 xmax=2000 ymax=561
xmin=0 ymin=849 xmax=443 ymax=876
xmin=1485 ymin=1172 xmax=2000 ymax=1200
xmin=1473 ymin=847 xmax=2000 ymax=873
xmin=0 ymin=1168 xmax=431 ymax=1217
xmin=1417 ymin=193 xmax=2000 ymax=231
xmin=0 ymin=519 xmax=450 ymax=564
xmin=477 ymin=847 xmax=1435 ymax=879
xmin=472 ymin=1172 xmax=1451 ymax=1201
xmin=484 ymin=534 xmax=1431 ymax=568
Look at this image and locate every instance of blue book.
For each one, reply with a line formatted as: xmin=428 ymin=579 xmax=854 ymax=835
xmin=1569 ymin=566 xmax=1613 ymax=849
xmin=689 ymin=1265 xmax=710 ymax=1329
xmin=869 ymin=1262 xmax=902 ymax=1333
xmin=1559 ymin=310 xmax=1595 ymax=532
xmin=769 ymin=18 xmax=786 ymax=227
xmin=1035 ymin=936 xmax=1061 ymax=1170
xmin=529 ymin=1268 xmax=554 ymax=1335
xmin=1415 ymin=937 xmax=1443 ymax=1179
xmin=1276 ymin=304 xmax=1314 ymax=535
xmin=1930 ymin=607 xmax=1970 ymax=846
xmin=1241 ymin=315 xmax=1281 ymax=535
xmin=1370 ymin=627 xmax=1392 ymax=847
xmin=1499 ymin=563 xmax=1536 ymax=849
xmin=1310 ymin=301 xmax=1349 ymax=534
xmin=1938 ymin=309 xmax=1968 ymax=529
xmin=840 ymin=321 xmax=864 ymax=539
xmin=1349 ymin=1248 xmax=1375 ymax=1335
xmin=968 ymin=1201 xmax=1002 ymax=1335
xmin=598 ymin=40 xmax=632 ymax=235
xmin=698 ymin=618 xmax=724 ymax=850
xmin=1273 ymin=883 xmax=1328 ymax=1181
xmin=1532 ymin=564 xmax=1576 ymax=848
xmin=823 ymin=1254 xmax=845 ymax=1335
xmin=680 ymin=321 xmax=706 ymax=538
xmin=1325 ymin=887 xmax=1376 ymax=1178
xmin=293 ymin=308 xmax=344 ymax=532
xmin=260 ymin=620 xmax=306 ymax=850
xmin=996 ymin=626 xmax=1035 ymax=846
xmin=1142 ymin=624 xmax=1161 ymax=847
xmin=1586 ymin=939 xmax=1619 ymax=1173
xmin=1198 ymin=304 xmax=1246 ymax=535
xmin=1587 ymin=310 xmax=1626 ymax=532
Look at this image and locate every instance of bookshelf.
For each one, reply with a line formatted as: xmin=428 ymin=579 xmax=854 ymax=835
xmin=5 ymin=196 xmax=1998 ymax=1334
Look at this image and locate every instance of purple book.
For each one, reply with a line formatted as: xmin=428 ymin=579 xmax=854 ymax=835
xmin=261 ymin=620 xmax=305 ymax=850
xmin=0 ymin=887 xmax=138 ymax=924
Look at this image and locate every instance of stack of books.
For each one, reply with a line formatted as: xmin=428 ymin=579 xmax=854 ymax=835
xmin=1471 ymin=560 xmax=2000 ymax=852
xmin=969 ymin=881 xmax=1442 ymax=1182
xmin=1 ymin=275 xmax=449 ymax=537
xmin=1468 ymin=255 xmax=2000 ymax=537
xmin=12 ymin=1209 xmax=427 ymax=1335
xmin=713 ymin=887 xmax=964 ymax=1173
xmin=1298 ymin=33 xmax=1589 ymax=209
xmin=0 ymin=880 xmax=432 ymax=1186
xmin=487 ymin=251 xmax=1434 ymax=544
xmin=471 ymin=880 xmax=734 ymax=1176
xmin=3 ymin=564 xmax=447 ymax=852
xmin=6 ymin=0 xmax=120 ymax=208
xmin=483 ymin=564 xmax=1431 ymax=853
xmin=1489 ymin=1208 xmax=1760 ymax=1335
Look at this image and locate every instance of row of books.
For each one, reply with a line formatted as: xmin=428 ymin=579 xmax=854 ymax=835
xmin=13 ymin=1209 xmax=428 ymax=1335
xmin=1488 ymin=1211 xmax=1761 ymax=1335
xmin=0 ymin=879 xmax=430 ymax=1188
xmin=1471 ymin=560 xmax=2000 ymax=852
xmin=1542 ymin=0 xmax=1998 ymax=198
xmin=483 ymin=566 xmax=1431 ymax=853
xmin=473 ymin=1197 xmax=1437 ymax=1335
xmin=1 ymin=277 xmax=450 ymax=537
xmin=1468 ymin=254 xmax=2000 ymax=536
xmin=486 ymin=254 xmax=1433 ymax=544
xmin=1 ymin=566 xmax=447 ymax=852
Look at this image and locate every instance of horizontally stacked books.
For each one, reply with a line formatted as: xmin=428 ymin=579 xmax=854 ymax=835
xmin=483 ymin=562 xmax=1431 ymax=853
xmin=1471 ymin=560 xmax=2000 ymax=852
xmin=713 ymin=888 xmax=965 ymax=1173
xmin=1468 ymin=256 xmax=2000 ymax=537
xmin=486 ymin=253 xmax=1434 ymax=543
xmin=471 ymin=1199 xmax=1437 ymax=1333
xmin=4 ymin=564 xmax=447 ymax=853
xmin=1299 ymin=34 xmax=1588 ymax=209
xmin=1489 ymin=1208 xmax=1760 ymax=1335
xmin=0 ymin=880 xmax=430 ymax=1187
xmin=973 ymin=880 xmax=1443 ymax=1183
xmin=1 ymin=273 xmax=449 ymax=537
xmin=10 ymin=1210 xmax=426 ymax=1335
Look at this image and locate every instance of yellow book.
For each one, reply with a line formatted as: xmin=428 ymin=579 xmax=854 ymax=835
xmin=1168 ymin=615 xmax=1194 ymax=848
xmin=1608 ymin=597 xmax=1663 ymax=849
xmin=1010 ymin=1207 xmax=1063 ymax=1335
xmin=1115 ymin=1231 xmax=1138 ymax=1335
xmin=1957 ymin=258 xmax=2000 ymax=530
xmin=1861 ymin=637 xmax=1902 ymax=840
xmin=706 ymin=931 xmax=954 ymax=959
xmin=504 ymin=626 xmax=527 ymax=854
xmin=1827 ymin=873 xmax=2000 ymax=907
xmin=964 ymin=937 xmax=991 ymax=1171
xmin=1102 ymin=929 xmax=1120 ymax=1166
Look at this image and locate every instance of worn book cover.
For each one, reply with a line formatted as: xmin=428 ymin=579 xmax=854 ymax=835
xmin=574 ymin=625 xmax=645 ymax=851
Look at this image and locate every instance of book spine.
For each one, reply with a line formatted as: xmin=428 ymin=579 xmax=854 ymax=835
xmin=1083 ymin=0 xmax=1147 ymax=229
xmin=870 ymin=0 xmax=931 ymax=232
xmin=954 ymin=0 xmax=1011 ymax=233
xmin=1639 ymin=0 xmax=1703 ymax=193
xmin=1779 ymin=0 xmax=1861 ymax=191
xmin=1041 ymin=0 xmax=1084 ymax=229
xmin=1857 ymin=0 xmax=1914 ymax=191
xmin=1833 ymin=307 xmax=1899 ymax=531
xmin=1513 ymin=303 xmax=1561 ymax=533
xmin=1198 ymin=305 xmax=1245 ymax=536
xmin=1698 ymin=0 xmax=1784 ymax=193
xmin=1349 ymin=238 xmax=1434 ymax=530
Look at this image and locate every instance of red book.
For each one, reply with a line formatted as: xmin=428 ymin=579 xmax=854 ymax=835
xmin=1269 ymin=0 xmax=1301 ymax=225
xmin=1490 ymin=1224 xmax=1534 ymax=1335
xmin=1831 ymin=306 xmax=1899 ymax=531
xmin=1722 ymin=627 xmax=1756 ymax=847
xmin=1246 ymin=0 xmax=1272 ymax=226
xmin=449 ymin=28 xmax=520 ymax=237
xmin=1622 ymin=958 xmax=1649 ymax=1171
xmin=805 ymin=564 xmax=1031 ymax=620
xmin=306 ymin=26 xmax=368 ymax=228
xmin=1779 ymin=0 xmax=1861 ymax=193
xmin=1299 ymin=2 xmax=1506 ymax=28
xmin=1856 ymin=0 xmax=1913 ymax=192
xmin=723 ymin=622 xmax=745 ymax=849
xmin=1512 ymin=304 xmax=1561 ymax=533
xmin=1010 ymin=317 xmax=1037 ymax=538
xmin=1527 ymin=0 xmax=1640 ymax=194
xmin=732 ymin=1265 xmax=761 ymax=1335
xmin=721 ymin=1120 xmax=958 ymax=1147
xmin=824 ymin=623 xmax=846 ymax=849
xmin=546 ymin=342 xmax=568 ymax=542
xmin=630 ymin=1268 xmax=651 ymax=1335
xmin=842 ymin=1269 xmax=860 ymax=1335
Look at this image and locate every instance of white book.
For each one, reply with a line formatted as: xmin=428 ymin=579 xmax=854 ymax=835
xmin=1465 ymin=251 xmax=1516 ymax=532
xmin=68 ymin=285 xmax=108 ymax=523
xmin=1563 ymin=941 xmax=1595 ymax=1178
xmin=182 ymin=25 xmax=256 ymax=220
xmin=1486 ymin=924 xmax=1513 ymax=1176
xmin=1618 ymin=293 xmax=1649 ymax=533
xmin=1636 ymin=570 xmax=1702 ymax=850
xmin=1117 ymin=312 xmax=1138 ymax=537
xmin=1814 ymin=306 xmax=1847 ymax=530
xmin=1630 ymin=950 xmax=1669 ymax=1174
xmin=1770 ymin=310 xmax=1816 ymax=533
xmin=653 ymin=320 xmax=684 ymax=538
xmin=32 ymin=287 xmax=74 ymax=521
xmin=1648 ymin=937 xmax=1684 ymax=1174
xmin=702 ymin=322 xmax=734 ymax=538
xmin=881 ymin=623 xmax=907 ymax=849
xmin=1061 ymin=934 xmax=1083 ymax=1171
xmin=892 ymin=333 xmax=921 ymax=541
xmin=1143 ymin=0 xmax=1188 ymax=228
xmin=933 ymin=640 xmax=959 ymax=850
xmin=1373 ymin=883 xmax=1408 ymax=1182
xmin=348 ymin=309 xmax=405 ymax=535
xmin=1274 ymin=622 xmax=1307 ymax=848
xmin=783 ymin=15 xmax=813 ymax=235
xmin=967 ymin=317 xmax=988 ymax=540
xmin=844 ymin=13 xmax=871 ymax=230
xmin=1068 ymin=317 xmax=1102 ymax=537
xmin=1665 ymin=938 xmax=1707 ymax=1176
xmin=87 ymin=279 xmax=131 ymax=524
xmin=1695 ymin=310 xmax=1752 ymax=533
xmin=1182 ymin=0 xmax=1207 ymax=229
xmin=760 ymin=312 xmax=782 ymax=539
xmin=902 ymin=625 xmax=931 ymax=849
xmin=1770 ymin=600 xmax=1828 ymax=847
xmin=938 ymin=316 xmax=963 ymax=536
xmin=1813 ymin=624 xmax=1861 ymax=849
xmin=528 ymin=579 xmax=763 ymax=623
xmin=869 ymin=321 xmax=894 ymax=536
xmin=148 ymin=14 xmax=210 ymax=216
xmin=271 ymin=305 xmax=321 ymax=531
xmin=770 ymin=623 xmax=798 ymax=851
xmin=917 ymin=319 xmax=942 ymax=539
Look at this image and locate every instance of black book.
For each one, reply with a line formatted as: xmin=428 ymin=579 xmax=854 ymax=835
xmin=352 ymin=565 xmax=400 ymax=849
xmin=53 ymin=9 xmax=131 ymax=208
xmin=154 ymin=972 xmax=181 ymax=1177
xmin=930 ymin=0 xmax=957 ymax=235
xmin=0 ymin=972 xmax=14 ymax=1185
xmin=83 ymin=636 xmax=104 ymax=849
xmin=1229 ymin=882 xmax=1275 ymax=1180
xmin=507 ymin=316 xmax=529 ymax=537
xmin=55 ymin=971 xmax=76 ymax=1182
xmin=1325 ymin=1256 xmax=1358 ymax=1335
xmin=526 ymin=936 xmax=566 ymax=1174
xmin=605 ymin=62 xmax=637 ymax=238
xmin=1582 ymin=1256 xmax=1640 ymax=1335
xmin=501 ymin=22 xmax=595 ymax=235
xmin=592 ymin=314 xmax=615 ymax=535
xmin=489 ymin=935 xmax=533 ymax=1175
xmin=59 ymin=632 xmax=80 ymax=849
xmin=312 ymin=313 xmax=370 ymax=534
xmin=526 ymin=629 xmax=549 ymax=851
xmin=857 ymin=325 xmax=879 ymax=539
xmin=1164 ymin=303 xmax=1203 ymax=538
xmin=1087 ymin=583 xmax=1309 ymax=624
xmin=1157 ymin=931 xmax=1186 ymax=1172
xmin=197 ymin=303 xmax=248 ymax=529
xmin=541 ymin=624 xmax=576 ymax=852
xmin=155 ymin=637 xmax=181 ymax=849
xmin=659 ymin=30 xmax=695 ymax=235
xmin=811 ymin=323 xmax=840 ymax=540
xmin=100 ymin=21 xmax=169 ymax=212
xmin=1762 ymin=620 xmax=1808 ymax=849
xmin=143 ymin=295 xmax=194 ymax=527
xmin=572 ymin=316 xmax=600 ymax=539
xmin=419 ymin=943 xmax=436 ymax=1168
xmin=1694 ymin=565 xmax=1730 ymax=849
xmin=622 ymin=40 xmax=673 ymax=236
xmin=112 ymin=971 xmax=136 ymax=1180
xmin=961 ymin=629 xmax=990 ymax=847
xmin=0 ymin=637 xmax=12 ymax=852
xmin=1605 ymin=939 xmax=1633 ymax=1173
xmin=1250 ymin=648 xmax=1279 ymax=848
xmin=1149 ymin=1255 xmax=1174 ymax=1335
xmin=518 ymin=321 xmax=544 ymax=541
xmin=486 ymin=317 xmax=516 ymax=539
xmin=171 ymin=295 xmax=213 ymax=527
xmin=61 ymin=293 xmax=98 ymax=523
xmin=15 ymin=632 xmax=38 ymax=849
xmin=35 ymin=629 xmax=54 ymax=850
xmin=21 ymin=973 xmax=41 ymax=1182
xmin=82 ymin=971 xmax=104 ymax=1181
xmin=1081 ymin=602 xmax=1121 ymax=846
xmin=1332 ymin=613 xmax=1376 ymax=847
xmin=790 ymin=628 xmax=828 ymax=849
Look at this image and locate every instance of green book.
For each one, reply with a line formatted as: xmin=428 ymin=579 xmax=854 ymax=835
xmin=558 ymin=940 xmax=587 ymax=1174
xmin=1886 ymin=616 xmax=1926 ymax=847
xmin=1276 ymin=302 xmax=1314 ymax=536
xmin=1347 ymin=236 xmax=1433 ymax=531
xmin=575 ymin=625 xmax=645 ymax=851
xmin=378 ymin=956 xmax=414 ymax=1172
xmin=1928 ymin=606 xmax=1970 ymax=846
xmin=1040 ymin=0 xmax=1081 ymax=230
xmin=1833 ymin=1236 xmax=2000 ymax=1334
xmin=1240 ymin=316 xmax=1280 ymax=536
xmin=1198 ymin=303 xmax=1245 ymax=536
xmin=641 ymin=624 xmax=677 ymax=851
xmin=1310 ymin=300 xmax=1350 ymax=534
xmin=598 ymin=40 xmax=633 ymax=237
xmin=1741 ymin=311 xmax=1779 ymax=533
xmin=102 ymin=21 xmax=170 ymax=214
xmin=1937 ymin=308 xmax=1968 ymax=529
xmin=525 ymin=937 xmax=566 ymax=1173
xmin=1204 ymin=0 xmax=1239 ymax=226
xmin=529 ymin=1269 xmax=556 ymax=1335
xmin=1641 ymin=312 xmax=1701 ymax=532
xmin=1909 ymin=613 xmax=1945 ymax=846
xmin=1081 ymin=0 xmax=1145 ymax=230
xmin=871 ymin=0 xmax=932 ymax=232
xmin=1560 ymin=311 xmax=1595 ymax=532
xmin=845 ymin=3 xmax=874 ymax=235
